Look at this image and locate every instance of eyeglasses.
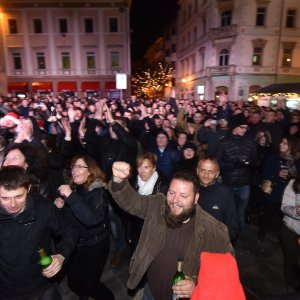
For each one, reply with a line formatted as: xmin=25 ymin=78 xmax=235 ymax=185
xmin=71 ymin=165 xmax=88 ymax=170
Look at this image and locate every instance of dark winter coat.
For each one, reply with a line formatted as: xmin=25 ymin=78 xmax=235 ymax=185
xmin=215 ymin=133 xmax=258 ymax=187
xmin=198 ymin=181 xmax=238 ymax=240
xmin=0 ymin=194 xmax=78 ymax=299
xmin=64 ymin=179 xmax=111 ymax=247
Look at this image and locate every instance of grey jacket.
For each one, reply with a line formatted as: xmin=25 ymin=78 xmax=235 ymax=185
xmin=109 ymin=180 xmax=234 ymax=289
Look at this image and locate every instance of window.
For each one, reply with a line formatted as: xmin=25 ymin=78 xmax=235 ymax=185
xmin=85 ymin=18 xmax=94 ymax=33
xmin=171 ymin=44 xmax=176 ymax=53
xmin=252 ymin=47 xmax=262 ymax=65
xmin=165 ymin=49 xmax=170 ymax=57
xmin=221 ymin=11 xmax=232 ymax=27
xmin=286 ymin=9 xmax=296 ymax=28
xmin=282 ymin=48 xmax=292 ymax=67
xmin=61 ymin=52 xmax=70 ymax=69
xmin=59 ymin=19 xmax=68 ymax=33
xmin=110 ymin=52 xmax=119 ymax=68
xmin=219 ymin=49 xmax=229 ymax=66
xmin=33 ymin=19 xmax=43 ymax=34
xmin=37 ymin=52 xmax=46 ymax=69
xmin=256 ymin=7 xmax=266 ymax=26
xmin=86 ymin=52 xmax=96 ymax=69
xmin=13 ymin=53 xmax=22 ymax=70
xmin=109 ymin=18 xmax=118 ymax=33
xmin=194 ymin=0 xmax=198 ymax=12
xmin=8 ymin=19 xmax=18 ymax=34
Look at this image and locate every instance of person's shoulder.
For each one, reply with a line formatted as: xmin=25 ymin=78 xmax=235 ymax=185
xmin=196 ymin=206 xmax=228 ymax=231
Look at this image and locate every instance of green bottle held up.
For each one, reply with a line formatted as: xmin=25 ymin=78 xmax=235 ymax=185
xmin=172 ymin=258 xmax=185 ymax=300
xmin=38 ymin=247 xmax=52 ymax=269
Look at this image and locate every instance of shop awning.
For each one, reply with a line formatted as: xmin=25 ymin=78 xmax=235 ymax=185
xmin=32 ymin=82 xmax=52 ymax=92
xmin=7 ymin=82 xmax=29 ymax=92
xmin=57 ymin=81 xmax=77 ymax=92
xmin=255 ymin=83 xmax=300 ymax=94
xmin=81 ymin=81 xmax=100 ymax=92
xmin=105 ymin=81 xmax=116 ymax=91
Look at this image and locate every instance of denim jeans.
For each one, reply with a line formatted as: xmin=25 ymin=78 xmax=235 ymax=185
xmin=230 ymin=185 xmax=250 ymax=235
xmin=108 ymin=203 xmax=126 ymax=253
xmin=143 ymin=282 xmax=155 ymax=300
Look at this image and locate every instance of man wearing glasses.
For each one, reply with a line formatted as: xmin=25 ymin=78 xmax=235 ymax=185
xmin=215 ymin=113 xmax=258 ymax=239
xmin=0 ymin=166 xmax=78 ymax=300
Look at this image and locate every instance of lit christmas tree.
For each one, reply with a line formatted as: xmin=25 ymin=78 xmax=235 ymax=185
xmin=132 ymin=62 xmax=173 ymax=98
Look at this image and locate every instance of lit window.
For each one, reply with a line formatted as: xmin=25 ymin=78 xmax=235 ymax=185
xmin=8 ymin=19 xmax=18 ymax=34
xmin=86 ymin=52 xmax=96 ymax=69
xmin=252 ymin=47 xmax=262 ymax=66
xmin=37 ymin=52 xmax=46 ymax=69
xmin=219 ymin=49 xmax=229 ymax=66
xmin=109 ymin=18 xmax=118 ymax=33
xmin=13 ymin=53 xmax=22 ymax=70
xmin=282 ymin=48 xmax=292 ymax=67
xmin=61 ymin=52 xmax=70 ymax=69
xmin=111 ymin=52 xmax=119 ymax=69
xmin=256 ymin=7 xmax=266 ymax=26
xmin=221 ymin=11 xmax=232 ymax=27
xmin=286 ymin=9 xmax=296 ymax=28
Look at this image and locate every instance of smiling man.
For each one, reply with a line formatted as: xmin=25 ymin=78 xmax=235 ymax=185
xmin=109 ymin=161 xmax=233 ymax=300
xmin=0 ymin=166 xmax=78 ymax=300
xmin=197 ymin=157 xmax=238 ymax=241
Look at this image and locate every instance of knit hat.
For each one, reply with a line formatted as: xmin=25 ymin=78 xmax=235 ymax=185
xmin=2 ymin=112 xmax=20 ymax=125
xmin=228 ymin=113 xmax=248 ymax=130
xmin=183 ymin=141 xmax=198 ymax=152
xmin=191 ymin=252 xmax=246 ymax=300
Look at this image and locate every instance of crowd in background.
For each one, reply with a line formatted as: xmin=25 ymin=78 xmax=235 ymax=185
xmin=0 ymin=91 xmax=300 ymax=297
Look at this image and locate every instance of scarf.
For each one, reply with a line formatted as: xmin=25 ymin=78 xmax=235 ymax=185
xmin=137 ymin=171 xmax=159 ymax=195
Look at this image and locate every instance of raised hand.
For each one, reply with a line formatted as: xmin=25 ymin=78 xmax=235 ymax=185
xmin=112 ymin=161 xmax=131 ymax=181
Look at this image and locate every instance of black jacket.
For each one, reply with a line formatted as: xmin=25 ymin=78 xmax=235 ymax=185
xmin=0 ymin=194 xmax=78 ymax=299
xmin=215 ymin=133 xmax=258 ymax=187
xmin=85 ymin=121 xmax=138 ymax=179
xmin=199 ymin=181 xmax=238 ymax=240
xmin=64 ymin=179 xmax=110 ymax=247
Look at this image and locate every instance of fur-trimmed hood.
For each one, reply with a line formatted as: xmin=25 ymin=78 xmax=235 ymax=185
xmin=87 ymin=179 xmax=108 ymax=191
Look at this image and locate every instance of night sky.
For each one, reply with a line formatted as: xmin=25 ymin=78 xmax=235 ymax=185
xmin=130 ymin=0 xmax=178 ymax=60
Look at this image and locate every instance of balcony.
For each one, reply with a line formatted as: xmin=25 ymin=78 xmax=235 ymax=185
xmin=206 ymin=65 xmax=236 ymax=76
xmin=209 ymin=24 xmax=238 ymax=40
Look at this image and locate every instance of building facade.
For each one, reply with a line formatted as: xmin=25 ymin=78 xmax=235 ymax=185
xmin=0 ymin=0 xmax=131 ymax=98
xmin=173 ymin=0 xmax=300 ymax=101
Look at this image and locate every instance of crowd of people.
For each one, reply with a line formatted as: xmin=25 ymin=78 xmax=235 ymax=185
xmin=0 ymin=91 xmax=299 ymax=299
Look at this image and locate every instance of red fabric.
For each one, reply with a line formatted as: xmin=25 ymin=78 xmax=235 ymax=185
xmin=32 ymin=82 xmax=52 ymax=92
xmin=81 ymin=81 xmax=100 ymax=92
xmin=7 ymin=82 xmax=28 ymax=92
xmin=191 ymin=252 xmax=246 ymax=300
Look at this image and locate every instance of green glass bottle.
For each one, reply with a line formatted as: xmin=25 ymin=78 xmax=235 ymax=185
xmin=172 ymin=258 xmax=185 ymax=300
xmin=38 ymin=247 xmax=52 ymax=269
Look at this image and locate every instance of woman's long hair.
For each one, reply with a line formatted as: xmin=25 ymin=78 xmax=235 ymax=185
xmin=70 ymin=155 xmax=106 ymax=187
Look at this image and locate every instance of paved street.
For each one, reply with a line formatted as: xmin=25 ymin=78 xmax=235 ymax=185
xmin=59 ymin=221 xmax=298 ymax=300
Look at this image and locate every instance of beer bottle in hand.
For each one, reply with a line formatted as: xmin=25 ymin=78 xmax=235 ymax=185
xmin=172 ymin=258 xmax=185 ymax=300
xmin=38 ymin=247 xmax=52 ymax=269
